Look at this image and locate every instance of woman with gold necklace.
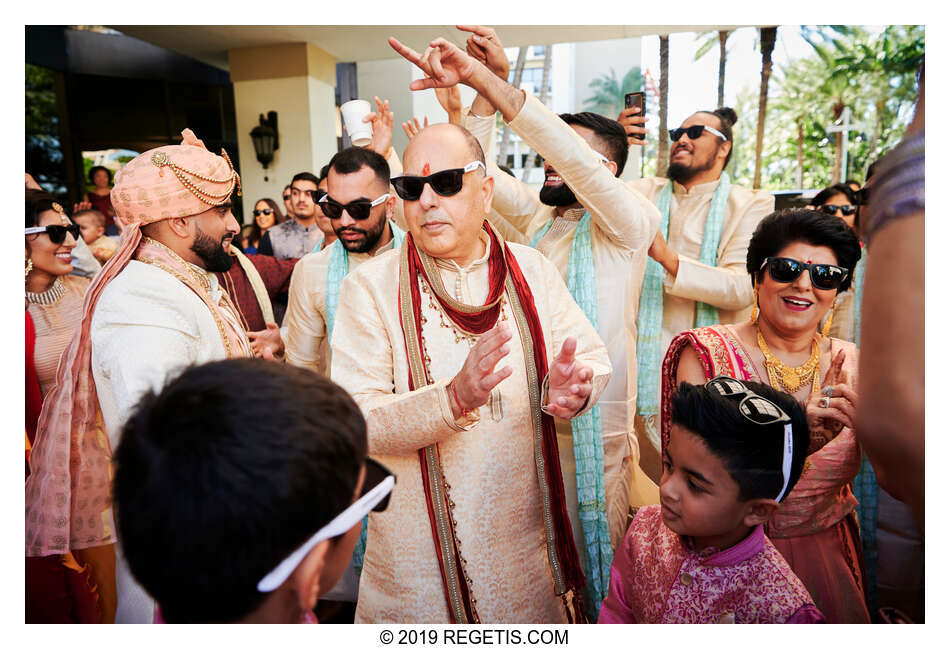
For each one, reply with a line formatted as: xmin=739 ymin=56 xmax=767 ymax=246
xmin=659 ymin=209 xmax=868 ymax=623
xmin=24 ymin=189 xmax=109 ymax=622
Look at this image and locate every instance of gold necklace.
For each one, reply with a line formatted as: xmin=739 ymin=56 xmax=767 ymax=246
xmin=756 ymin=328 xmax=821 ymax=394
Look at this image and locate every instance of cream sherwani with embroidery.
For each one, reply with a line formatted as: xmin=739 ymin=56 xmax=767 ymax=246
xmin=464 ymin=95 xmax=662 ymax=551
xmin=91 ymin=259 xmax=249 ymax=624
xmin=627 ymin=177 xmax=774 ymax=450
xmin=331 ymin=233 xmax=610 ymax=623
xmin=284 ymin=227 xmax=400 ymax=375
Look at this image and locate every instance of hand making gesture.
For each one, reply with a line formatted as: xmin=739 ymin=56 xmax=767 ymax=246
xmin=247 ymin=322 xmax=285 ymax=361
xmin=543 ymin=336 xmax=595 ymax=419
xmin=448 ymin=323 xmax=514 ymax=419
xmin=458 ymin=25 xmax=510 ymax=80
xmin=365 ymin=96 xmax=395 ymax=158
xmin=805 ymin=349 xmax=858 ymax=444
xmin=388 ymin=36 xmax=480 ymax=91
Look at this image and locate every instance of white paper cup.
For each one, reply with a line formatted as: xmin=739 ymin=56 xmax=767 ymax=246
xmin=341 ymin=99 xmax=373 ymax=147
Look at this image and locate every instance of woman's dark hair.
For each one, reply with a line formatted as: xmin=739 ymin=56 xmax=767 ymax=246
xmin=671 ymin=380 xmax=808 ymax=502
xmin=88 ymin=165 xmax=112 ymax=185
xmin=254 ymin=197 xmax=285 ymax=225
xmin=809 ymin=182 xmax=856 ymax=208
xmin=810 ymin=183 xmax=860 ymax=232
xmin=26 ymin=188 xmax=66 ymax=228
xmin=746 ymin=208 xmax=862 ymax=293
xmin=697 ymin=107 xmax=737 ymax=166
xmin=113 ymin=359 xmax=367 ymax=623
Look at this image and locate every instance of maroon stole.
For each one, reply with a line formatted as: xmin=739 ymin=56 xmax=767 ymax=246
xmin=397 ymin=222 xmax=587 ymax=623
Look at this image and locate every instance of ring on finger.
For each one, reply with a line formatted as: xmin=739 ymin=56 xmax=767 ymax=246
xmin=819 ymin=396 xmax=830 ymax=408
xmin=821 ymin=386 xmax=835 ymax=397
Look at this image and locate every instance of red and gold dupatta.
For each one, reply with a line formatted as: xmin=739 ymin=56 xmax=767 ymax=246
xmin=397 ymin=222 xmax=587 ymax=623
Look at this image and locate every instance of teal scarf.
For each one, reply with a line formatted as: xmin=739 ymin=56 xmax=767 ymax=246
xmin=328 ymin=222 xmax=406 ymax=576
xmin=636 ymin=174 xmax=731 ymax=421
xmin=532 ymin=213 xmax=612 ymax=617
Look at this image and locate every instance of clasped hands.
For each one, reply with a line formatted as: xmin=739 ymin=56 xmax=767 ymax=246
xmin=447 ymin=322 xmax=594 ymax=421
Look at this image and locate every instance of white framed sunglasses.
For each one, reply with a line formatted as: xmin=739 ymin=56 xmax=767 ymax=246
xmin=256 ymin=458 xmax=395 ymax=592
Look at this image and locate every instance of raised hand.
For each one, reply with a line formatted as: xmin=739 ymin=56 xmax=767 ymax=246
xmin=434 ymin=84 xmax=463 ymax=125
xmin=457 ymin=25 xmax=510 ymax=80
xmin=247 ymin=322 xmax=284 ymax=361
xmin=617 ymin=104 xmax=647 ymax=147
xmin=73 ymin=200 xmax=92 ymax=213
xmin=365 ymin=96 xmax=394 ymax=156
xmin=448 ymin=323 xmax=513 ymax=418
xmin=389 ymin=36 xmax=479 ymax=90
xmin=543 ymin=336 xmax=594 ymax=419
xmin=401 ymin=116 xmax=429 ymax=141
xmin=806 ymin=349 xmax=857 ymax=441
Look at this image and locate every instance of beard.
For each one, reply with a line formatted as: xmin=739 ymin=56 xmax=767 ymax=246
xmin=334 ymin=215 xmax=388 ymax=254
xmin=538 ymin=182 xmax=578 ymax=207
xmin=191 ymin=225 xmax=234 ymax=272
xmin=666 ymin=148 xmax=720 ymax=185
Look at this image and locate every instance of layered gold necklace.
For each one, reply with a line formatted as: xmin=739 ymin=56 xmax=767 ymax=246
xmin=756 ymin=328 xmax=821 ymax=394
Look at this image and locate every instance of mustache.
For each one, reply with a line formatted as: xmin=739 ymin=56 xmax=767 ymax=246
xmin=336 ymin=227 xmax=367 ymax=236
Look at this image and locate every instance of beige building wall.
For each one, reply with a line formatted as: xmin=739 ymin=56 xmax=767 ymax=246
xmin=229 ymin=43 xmax=338 ymax=223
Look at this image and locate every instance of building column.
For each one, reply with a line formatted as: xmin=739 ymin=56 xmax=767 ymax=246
xmin=228 ymin=43 xmax=338 ymax=222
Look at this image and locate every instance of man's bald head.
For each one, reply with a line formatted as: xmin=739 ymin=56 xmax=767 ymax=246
xmin=404 ymin=123 xmax=485 ymax=174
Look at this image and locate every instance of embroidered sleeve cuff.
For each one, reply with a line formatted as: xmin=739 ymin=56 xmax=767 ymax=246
xmin=436 ymin=378 xmax=480 ymax=431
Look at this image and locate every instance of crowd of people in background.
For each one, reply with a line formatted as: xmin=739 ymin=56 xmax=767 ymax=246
xmin=24 ymin=26 xmax=924 ymax=626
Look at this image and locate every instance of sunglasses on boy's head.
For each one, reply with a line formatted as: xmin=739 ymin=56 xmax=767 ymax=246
xmin=669 ymin=124 xmax=727 ymax=143
xmin=817 ymin=203 xmax=857 ymax=217
xmin=318 ymin=192 xmax=390 ymax=220
xmin=391 ymin=161 xmax=486 ymax=202
xmin=704 ymin=376 xmax=794 ymax=501
xmin=760 ymin=256 xmax=849 ymax=291
xmin=252 ymin=208 xmax=274 ymax=217
xmin=24 ymin=223 xmax=81 ymax=245
xmin=257 ymin=457 xmax=395 ymax=593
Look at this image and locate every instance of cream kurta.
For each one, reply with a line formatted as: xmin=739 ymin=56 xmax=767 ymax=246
xmin=628 ymin=177 xmax=774 ymax=450
xmin=91 ymin=259 xmax=248 ymax=624
xmin=284 ymin=226 xmax=400 ymax=374
xmin=464 ymin=95 xmax=662 ymax=548
xmin=331 ymin=234 xmax=610 ymax=623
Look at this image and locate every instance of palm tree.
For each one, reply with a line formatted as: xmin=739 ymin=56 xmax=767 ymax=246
xmin=497 ymin=46 xmax=527 ymax=167
xmin=583 ymin=65 xmax=645 ymax=117
xmin=753 ymin=27 xmax=777 ymax=189
xmin=694 ymin=30 xmax=732 ymax=107
xmin=656 ymin=35 xmax=670 ymax=178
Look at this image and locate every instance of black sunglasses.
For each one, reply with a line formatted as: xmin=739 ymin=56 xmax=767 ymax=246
xmin=760 ymin=256 xmax=849 ymax=291
xmin=318 ymin=193 xmax=390 ymax=220
xmin=391 ymin=161 xmax=486 ymax=201
xmin=817 ymin=204 xmax=857 ymax=216
xmin=362 ymin=458 xmax=395 ymax=513
xmin=25 ymin=223 xmax=81 ymax=245
xmin=282 ymin=194 xmax=291 ymax=201
xmin=669 ymin=124 xmax=727 ymax=142
xmin=252 ymin=208 xmax=274 ymax=217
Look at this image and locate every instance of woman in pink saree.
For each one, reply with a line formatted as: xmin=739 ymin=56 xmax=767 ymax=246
xmin=661 ymin=208 xmax=869 ymax=623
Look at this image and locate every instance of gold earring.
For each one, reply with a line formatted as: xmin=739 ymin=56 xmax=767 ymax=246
xmin=749 ymin=283 xmax=759 ymax=324
xmin=821 ymin=298 xmax=838 ymax=337
xmin=25 ymin=258 xmax=33 ymax=279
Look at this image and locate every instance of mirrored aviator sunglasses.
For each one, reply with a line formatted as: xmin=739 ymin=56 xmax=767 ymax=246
xmin=761 ymin=256 xmax=848 ymax=291
xmin=24 ymin=223 xmax=81 ymax=245
xmin=391 ymin=161 xmax=485 ymax=201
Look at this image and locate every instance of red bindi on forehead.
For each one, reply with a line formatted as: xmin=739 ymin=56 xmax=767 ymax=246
xmin=422 ymin=162 xmax=430 ymax=176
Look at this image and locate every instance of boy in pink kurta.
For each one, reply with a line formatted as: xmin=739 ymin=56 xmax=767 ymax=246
xmin=600 ymin=379 xmax=824 ymax=623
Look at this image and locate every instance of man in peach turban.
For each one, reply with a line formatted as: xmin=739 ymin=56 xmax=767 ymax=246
xmin=25 ymin=130 xmax=251 ymax=623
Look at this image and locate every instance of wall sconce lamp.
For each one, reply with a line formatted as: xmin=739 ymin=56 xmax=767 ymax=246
xmin=250 ymin=111 xmax=279 ymax=181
